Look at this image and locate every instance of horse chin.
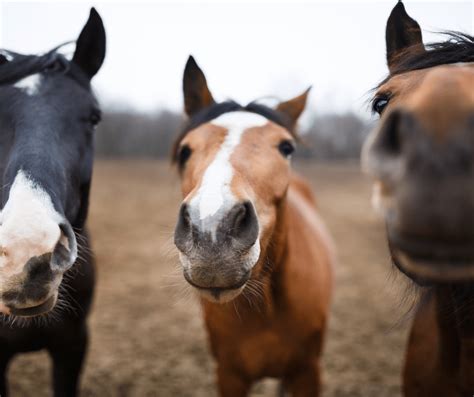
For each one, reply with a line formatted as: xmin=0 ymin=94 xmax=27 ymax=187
xmin=180 ymin=252 xmax=256 ymax=304
xmin=7 ymin=292 xmax=58 ymax=318
xmin=183 ymin=269 xmax=249 ymax=304
xmin=391 ymin=248 xmax=474 ymax=285
xmin=196 ymin=284 xmax=246 ymax=304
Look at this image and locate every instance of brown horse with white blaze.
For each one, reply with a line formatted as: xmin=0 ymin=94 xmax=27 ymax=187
xmin=173 ymin=56 xmax=334 ymax=396
xmin=363 ymin=2 xmax=474 ymax=396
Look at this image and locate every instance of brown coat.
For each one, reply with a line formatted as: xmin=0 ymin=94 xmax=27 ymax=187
xmin=202 ymin=174 xmax=334 ymax=396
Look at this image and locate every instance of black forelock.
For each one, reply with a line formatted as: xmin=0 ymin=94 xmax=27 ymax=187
xmin=378 ymin=31 xmax=474 ymax=87
xmin=172 ymin=100 xmax=294 ymax=163
xmin=0 ymin=49 xmax=64 ymax=85
xmin=0 ymin=44 xmax=91 ymax=89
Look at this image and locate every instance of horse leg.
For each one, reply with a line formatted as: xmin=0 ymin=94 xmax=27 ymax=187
xmin=216 ymin=365 xmax=251 ymax=397
xmin=48 ymin=326 xmax=88 ymax=397
xmin=283 ymin=360 xmax=321 ymax=397
xmin=0 ymin=351 xmax=13 ymax=397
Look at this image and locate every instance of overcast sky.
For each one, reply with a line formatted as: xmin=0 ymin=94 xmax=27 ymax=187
xmin=1 ymin=1 xmax=473 ymax=119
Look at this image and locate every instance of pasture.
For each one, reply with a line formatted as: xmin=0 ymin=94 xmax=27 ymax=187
xmin=8 ymin=160 xmax=409 ymax=396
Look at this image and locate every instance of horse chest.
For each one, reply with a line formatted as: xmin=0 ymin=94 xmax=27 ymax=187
xmin=207 ymin=313 xmax=313 ymax=379
xmin=238 ymin=327 xmax=296 ymax=377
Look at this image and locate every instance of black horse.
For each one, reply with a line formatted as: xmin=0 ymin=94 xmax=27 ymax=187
xmin=0 ymin=8 xmax=105 ymax=397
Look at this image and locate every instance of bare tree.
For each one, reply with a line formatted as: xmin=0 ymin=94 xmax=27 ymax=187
xmin=95 ymin=107 xmax=371 ymax=161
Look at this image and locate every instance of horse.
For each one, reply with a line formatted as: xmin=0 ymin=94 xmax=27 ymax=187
xmin=172 ymin=56 xmax=334 ymax=396
xmin=362 ymin=2 xmax=474 ymax=396
xmin=0 ymin=8 xmax=105 ymax=397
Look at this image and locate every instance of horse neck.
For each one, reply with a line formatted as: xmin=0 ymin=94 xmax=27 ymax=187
xmin=258 ymin=196 xmax=291 ymax=310
xmin=252 ymin=193 xmax=290 ymax=308
xmin=435 ymin=285 xmax=474 ymax=388
xmin=266 ymin=196 xmax=291 ymax=274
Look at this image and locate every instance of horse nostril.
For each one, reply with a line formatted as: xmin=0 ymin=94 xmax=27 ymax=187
xmin=174 ymin=203 xmax=193 ymax=253
xmin=51 ymin=222 xmax=77 ymax=271
xmin=374 ymin=109 xmax=405 ymax=156
xmin=232 ymin=202 xmax=248 ymax=230
xmin=227 ymin=201 xmax=259 ymax=250
xmin=364 ymin=109 xmax=415 ymax=180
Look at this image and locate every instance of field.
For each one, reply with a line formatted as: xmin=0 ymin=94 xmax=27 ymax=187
xmin=8 ymin=160 xmax=411 ymax=396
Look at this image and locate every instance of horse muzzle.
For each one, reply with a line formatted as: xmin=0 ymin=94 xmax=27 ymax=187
xmin=0 ymin=221 xmax=77 ymax=317
xmin=388 ymin=228 xmax=474 ymax=285
xmin=174 ymin=200 xmax=261 ymax=303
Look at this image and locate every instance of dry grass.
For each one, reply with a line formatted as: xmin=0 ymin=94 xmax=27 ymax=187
xmin=8 ymin=160 xmax=410 ymax=396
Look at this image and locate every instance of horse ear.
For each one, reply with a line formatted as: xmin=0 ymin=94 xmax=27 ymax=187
xmin=275 ymin=87 xmax=311 ymax=131
xmin=386 ymin=1 xmax=424 ymax=71
xmin=183 ymin=56 xmax=215 ymax=117
xmin=73 ymin=8 xmax=106 ymax=79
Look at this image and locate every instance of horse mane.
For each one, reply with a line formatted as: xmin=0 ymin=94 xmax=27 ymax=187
xmin=171 ymin=100 xmax=294 ymax=163
xmin=380 ymin=31 xmax=474 ymax=85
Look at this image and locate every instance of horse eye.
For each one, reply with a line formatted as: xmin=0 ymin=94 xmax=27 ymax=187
xmin=178 ymin=145 xmax=192 ymax=168
xmin=278 ymin=140 xmax=295 ymax=158
xmin=89 ymin=110 xmax=102 ymax=126
xmin=372 ymin=95 xmax=390 ymax=115
xmin=0 ymin=55 xmax=9 ymax=66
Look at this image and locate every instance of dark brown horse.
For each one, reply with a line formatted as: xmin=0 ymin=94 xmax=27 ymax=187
xmin=363 ymin=2 xmax=474 ymax=396
xmin=173 ymin=56 xmax=334 ymax=396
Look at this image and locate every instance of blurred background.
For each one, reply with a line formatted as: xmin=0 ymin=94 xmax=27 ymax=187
xmin=2 ymin=1 xmax=472 ymax=160
xmin=1 ymin=1 xmax=473 ymax=396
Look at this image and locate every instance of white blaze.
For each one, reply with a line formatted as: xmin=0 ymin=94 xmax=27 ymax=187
xmin=0 ymin=171 xmax=62 ymax=282
xmin=189 ymin=111 xmax=268 ymax=228
xmin=14 ymin=73 xmax=42 ymax=96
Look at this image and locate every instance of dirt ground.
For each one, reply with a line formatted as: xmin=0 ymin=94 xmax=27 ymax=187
xmin=8 ymin=160 xmax=412 ymax=396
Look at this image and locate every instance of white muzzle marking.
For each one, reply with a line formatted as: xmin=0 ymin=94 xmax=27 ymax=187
xmin=0 ymin=171 xmax=63 ymax=285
